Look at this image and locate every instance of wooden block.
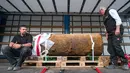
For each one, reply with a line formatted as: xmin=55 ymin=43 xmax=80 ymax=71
xmin=80 ymin=62 xmax=85 ymax=67
xmin=56 ymin=62 xmax=61 ymax=67
xmin=62 ymin=57 xmax=67 ymax=61
xmin=38 ymin=57 xmax=43 ymax=61
xmin=98 ymin=56 xmax=110 ymax=67
xmin=57 ymin=56 xmax=62 ymax=61
xmin=36 ymin=61 xmax=42 ymax=67
xmin=61 ymin=62 xmax=66 ymax=67
xmin=80 ymin=56 xmax=86 ymax=61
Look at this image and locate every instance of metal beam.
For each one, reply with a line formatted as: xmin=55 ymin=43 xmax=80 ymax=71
xmin=91 ymin=0 xmax=101 ymax=14
xmin=6 ymin=0 xmax=22 ymax=13
xmin=0 ymin=5 xmax=10 ymax=13
xmin=52 ymin=0 xmax=57 ymax=13
xmin=117 ymin=0 xmax=130 ymax=12
xmin=122 ymin=6 xmax=130 ymax=14
xmin=67 ymin=0 xmax=70 ymax=14
xmin=107 ymin=0 xmax=116 ymax=10
xmin=37 ymin=0 xmax=45 ymax=13
xmin=22 ymin=0 xmax=34 ymax=13
xmin=79 ymin=0 xmax=86 ymax=14
xmin=3 ymin=12 xmax=130 ymax=16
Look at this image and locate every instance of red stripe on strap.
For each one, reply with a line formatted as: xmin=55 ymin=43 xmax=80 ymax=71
xmin=36 ymin=35 xmax=41 ymax=56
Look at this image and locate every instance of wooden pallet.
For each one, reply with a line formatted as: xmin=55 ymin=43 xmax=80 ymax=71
xmin=23 ymin=56 xmax=110 ymax=67
xmin=24 ymin=56 xmax=62 ymax=67
xmin=60 ymin=56 xmax=109 ymax=67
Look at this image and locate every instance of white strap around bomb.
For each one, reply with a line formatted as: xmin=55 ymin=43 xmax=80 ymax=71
xmin=41 ymin=50 xmax=48 ymax=57
xmin=89 ymin=34 xmax=95 ymax=61
xmin=41 ymin=39 xmax=54 ymax=57
xmin=41 ymin=40 xmax=49 ymax=57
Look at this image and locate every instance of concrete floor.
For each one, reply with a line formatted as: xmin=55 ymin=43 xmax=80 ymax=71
xmin=0 ymin=63 xmax=130 ymax=73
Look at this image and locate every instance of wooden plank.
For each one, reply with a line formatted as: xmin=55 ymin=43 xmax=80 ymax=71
xmin=0 ymin=59 xmax=8 ymax=63
xmin=0 ymin=42 xmax=9 ymax=45
xmin=0 ymin=33 xmax=16 ymax=36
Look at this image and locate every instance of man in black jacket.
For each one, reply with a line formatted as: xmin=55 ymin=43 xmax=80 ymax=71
xmin=99 ymin=7 xmax=129 ymax=70
xmin=2 ymin=25 xmax=32 ymax=71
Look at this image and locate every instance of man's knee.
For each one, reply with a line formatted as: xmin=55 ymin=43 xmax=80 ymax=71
xmin=1 ymin=46 xmax=11 ymax=54
xmin=21 ymin=47 xmax=32 ymax=55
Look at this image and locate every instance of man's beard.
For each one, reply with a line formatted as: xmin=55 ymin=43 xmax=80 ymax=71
xmin=22 ymin=32 xmax=26 ymax=35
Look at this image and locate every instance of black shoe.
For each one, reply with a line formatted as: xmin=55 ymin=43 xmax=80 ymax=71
xmin=121 ymin=64 xmax=129 ymax=70
xmin=7 ymin=64 xmax=16 ymax=71
xmin=13 ymin=66 xmax=21 ymax=71
xmin=105 ymin=64 xmax=118 ymax=69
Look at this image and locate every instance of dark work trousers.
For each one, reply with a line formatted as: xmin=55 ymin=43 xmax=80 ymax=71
xmin=107 ymin=27 xmax=128 ymax=65
xmin=2 ymin=46 xmax=32 ymax=67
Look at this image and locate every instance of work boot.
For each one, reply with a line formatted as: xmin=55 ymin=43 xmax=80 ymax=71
xmin=13 ymin=66 xmax=21 ymax=71
xmin=121 ymin=64 xmax=129 ymax=70
xmin=105 ymin=64 xmax=118 ymax=69
xmin=120 ymin=57 xmax=129 ymax=70
xmin=7 ymin=64 xmax=16 ymax=71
